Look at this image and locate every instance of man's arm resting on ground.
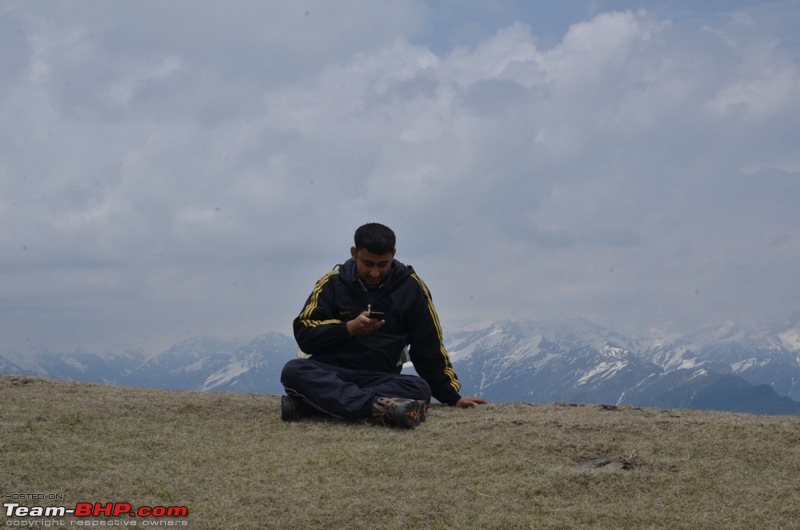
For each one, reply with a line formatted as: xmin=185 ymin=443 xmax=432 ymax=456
xmin=454 ymin=396 xmax=490 ymax=408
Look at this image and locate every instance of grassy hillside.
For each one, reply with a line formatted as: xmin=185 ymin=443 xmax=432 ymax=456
xmin=2 ymin=375 xmax=799 ymax=529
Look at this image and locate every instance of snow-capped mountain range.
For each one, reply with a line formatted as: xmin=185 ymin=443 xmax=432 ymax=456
xmin=443 ymin=317 xmax=800 ymax=414
xmin=3 ymin=315 xmax=800 ymax=415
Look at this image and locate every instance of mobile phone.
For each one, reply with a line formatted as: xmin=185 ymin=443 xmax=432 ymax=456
xmin=366 ymin=305 xmax=385 ymax=320
xmin=368 ymin=310 xmax=385 ymax=320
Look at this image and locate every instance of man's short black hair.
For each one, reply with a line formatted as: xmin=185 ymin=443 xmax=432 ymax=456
xmin=354 ymin=223 xmax=396 ymax=255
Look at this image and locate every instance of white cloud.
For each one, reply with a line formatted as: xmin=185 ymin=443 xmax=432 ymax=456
xmin=1 ymin=1 xmax=798 ymax=353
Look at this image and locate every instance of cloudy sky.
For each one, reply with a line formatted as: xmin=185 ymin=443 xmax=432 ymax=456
xmin=2 ymin=1 xmax=799 ymax=355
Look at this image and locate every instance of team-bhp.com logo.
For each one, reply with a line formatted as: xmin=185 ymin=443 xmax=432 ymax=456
xmin=4 ymin=501 xmax=188 ymax=526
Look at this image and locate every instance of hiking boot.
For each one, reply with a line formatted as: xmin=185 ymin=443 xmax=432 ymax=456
xmin=372 ymin=396 xmax=425 ymax=428
xmin=281 ymin=394 xmax=316 ymax=421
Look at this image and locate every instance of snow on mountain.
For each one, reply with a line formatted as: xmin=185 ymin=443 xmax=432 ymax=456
xmin=778 ymin=329 xmax=800 ymax=352
xmin=631 ymin=317 xmax=800 ymax=402
xmin=0 ymin=354 xmax=35 ymax=376
xmin=16 ymin=346 xmax=148 ymax=384
xmin=199 ymin=332 xmax=294 ymax=393
xmin=202 ymin=360 xmax=251 ymax=389
xmin=576 ymin=360 xmax=629 ymax=386
xmin=642 ymin=344 xmax=699 ymax=372
xmin=775 ymin=312 xmax=800 ymax=353
xmin=673 ymin=321 xmax=792 ymax=363
xmin=118 ymin=336 xmax=244 ymax=390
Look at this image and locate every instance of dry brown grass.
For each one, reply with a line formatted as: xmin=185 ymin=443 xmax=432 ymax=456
xmin=2 ymin=375 xmax=799 ymax=529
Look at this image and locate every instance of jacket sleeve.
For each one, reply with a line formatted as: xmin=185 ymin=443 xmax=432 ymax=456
xmin=293 ymin=269 xmax=350 ymax=355
xmin=406 ymin=273 xmax=463 ymax=406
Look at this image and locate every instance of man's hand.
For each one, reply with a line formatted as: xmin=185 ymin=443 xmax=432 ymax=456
xmin=455 ymin=396 xmax=489 ymax=408
xmin=346 ymin=311 xmax=385 ymax=336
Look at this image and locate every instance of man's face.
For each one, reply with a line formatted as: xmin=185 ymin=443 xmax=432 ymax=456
xmin=351 ymin=247 xmax=395 ymax=289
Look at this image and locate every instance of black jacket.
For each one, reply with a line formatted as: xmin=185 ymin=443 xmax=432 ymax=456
xmin=293 ymin=258 xmax=462 ymax=405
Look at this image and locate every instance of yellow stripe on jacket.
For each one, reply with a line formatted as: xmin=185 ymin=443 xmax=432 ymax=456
xmin=410 ymin=273 xmax=461 ymax=393
xmin=298 ymin=269 xmax=342 ymax=327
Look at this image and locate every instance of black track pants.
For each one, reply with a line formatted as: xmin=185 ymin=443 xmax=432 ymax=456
xmin=281 ymin=358 xmax=432 ymax=419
